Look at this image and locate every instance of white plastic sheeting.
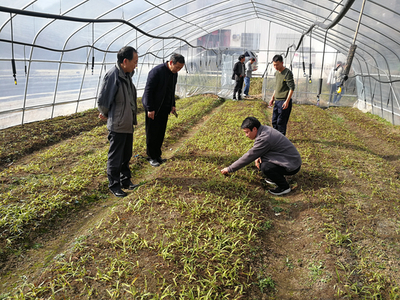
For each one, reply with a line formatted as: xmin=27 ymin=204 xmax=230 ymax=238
xmin=1 ymin=0 xmax=400 ymax=127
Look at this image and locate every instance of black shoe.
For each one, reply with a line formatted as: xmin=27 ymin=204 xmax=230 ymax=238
xmin=264 ymin=178 xmax=276 ymax=185
xmin=121 ymin=181 xmax=139 ymax=190
xmin=157 ymin=157 xmax=167 ymax=164
xmin=238 ymin=97 xmax=243 ymax=100
xmin=109 ymin=187 xmax=127 ymax=197
xmin=149 ymin=158 xmax=160 ymax=167
xmin=268 ymin=186 xmax=291 ymax=196
xmin=233 ymin=97 xmax=237 ymax=100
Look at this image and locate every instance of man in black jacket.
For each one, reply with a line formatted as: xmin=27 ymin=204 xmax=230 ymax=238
xmin=142 ymin=53 xmax=185 ymax=167
xmin=232 ymin=55 xmax=245 ymax=100
xmin=98 ymin=46 xmax=139 ymax=197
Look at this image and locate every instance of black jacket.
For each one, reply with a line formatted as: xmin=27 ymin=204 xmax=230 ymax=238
xmin=142 ymin=62 xmax=177 ymax=114
xmin=232 ymin=61 xmax=244 ymax=81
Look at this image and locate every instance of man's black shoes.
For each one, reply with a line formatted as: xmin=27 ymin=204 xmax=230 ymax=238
xmin=149 ymin=158 xmax=160 ymax=167
xmin=121 ymin=181 xmax=139 ymax=190
xmin=268 ymin=186 xmax=291 ymax=196
xmin=264 ymin=178 xmax=276 ymax=185
xmin=157 ymin=157 xmax=167 ymax=164
xmin=110 ymin=180 xmax=139 ymax=197
xmin=148 ymin=157 xmax=167 ymax=167
xmin=110 ymin=187 xmax=127 ymax=197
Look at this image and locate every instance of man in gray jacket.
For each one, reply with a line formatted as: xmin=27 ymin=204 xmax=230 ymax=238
xmin=221 ymin=117 xmax=301 ymax=195
xmin=97 ymin=46 xmax=139 ymax=197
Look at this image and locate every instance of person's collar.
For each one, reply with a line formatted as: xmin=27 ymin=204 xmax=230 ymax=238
xmin=116 ymin=62 xmax=134 ymax=77
xmin=116 ymin=62 xmax=124 ymax=75
xmin=256 ymin=125 xmax=264 ymax=137
xmin=165 ymin=61 xmax=174 ymax=73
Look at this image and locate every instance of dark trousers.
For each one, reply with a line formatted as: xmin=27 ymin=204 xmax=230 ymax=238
xmin=145 ymin=109 xmax=169 ymax=159
xmin=272 ymin=99 xmax=292 ymax=136
xmin=107 ymin=131 xmax=133 ymax=189
xmin=233 ymin=77 xmax=244 ymax=99
xmin=261 ymin=162 xmax=301 ymax=189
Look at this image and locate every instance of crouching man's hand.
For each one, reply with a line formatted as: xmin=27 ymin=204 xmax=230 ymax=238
xmin=221 ymin=168 xmax=229 ymax=175
xmin=255 ymin=158 xmax=262 ymax=169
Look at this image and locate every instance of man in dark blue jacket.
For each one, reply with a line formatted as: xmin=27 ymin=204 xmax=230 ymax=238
xmin=98 ymin=46 xmax=139 ymax=197
xmin=142 ymin=53 xmax=185 ymax=167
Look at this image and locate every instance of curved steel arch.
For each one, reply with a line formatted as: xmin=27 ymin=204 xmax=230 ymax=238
xmin=20 ymin=0 xmax=90 ymax=125
xmin=0 ymin=1 xmax=38 ymax=32
xmin=1 ymin=0 xmax=400 ymax=127
xmin=55 ymin=1 xmax=131 ymax=116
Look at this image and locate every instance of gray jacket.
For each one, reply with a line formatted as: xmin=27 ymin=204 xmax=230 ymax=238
xmin=334 ymin=65 xmax=344 ymax=83
xmin=228 ymin=125 xmax=302 ymax=173
xmin=97 ymin=63 xmax=137 ymax=134
xmin=245 ymin=61 xmax=253 ymax=78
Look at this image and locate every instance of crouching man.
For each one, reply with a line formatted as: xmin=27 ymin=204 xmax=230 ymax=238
xmin=220 ymin=117 xmax=302 ymax=196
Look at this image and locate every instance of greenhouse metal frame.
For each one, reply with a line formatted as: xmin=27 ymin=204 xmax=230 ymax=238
xmin=1 ymin=0 xmax=400 ymax=129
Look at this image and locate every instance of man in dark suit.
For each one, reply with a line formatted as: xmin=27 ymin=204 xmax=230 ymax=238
xmin=232 ymin=55 xmax=245 ymax=100
xmin=141 ymin=53 xmax=185 ymax=167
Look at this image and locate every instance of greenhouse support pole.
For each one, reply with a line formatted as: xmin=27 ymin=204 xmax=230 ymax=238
xmin=352 ymin=0 xmax=367 ymax=45
xmin=390 ymin=84 xmax=397 ymax=125
xmin=91 ymin=23 xmax=95 ymax=75
xmin=264 ymin=21 xmax=272 ymax=102
xmin=317 ymin=30 xmax=328 ymax=107
xmin=308 ymin=31 xmax=312 ymax=84
xmin=381 ymin=74 xmax=384 ymax=119
xmin=340 ymin=0 xmax=366 ymax=91
xmin=10 ymin=13 xmax=17 ymax=85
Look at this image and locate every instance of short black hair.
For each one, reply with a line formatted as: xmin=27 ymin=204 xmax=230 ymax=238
xmin=241 ymin=117 xmax=261 ymax=131
xmin=170 ymin=53 xmax=185 ymax=64
xmin=117 ymin=46 xmax=137 ymax=64
xmin=272 ymin=54 xmax=283 ymax=63
xmin=250 ymin=58 xmax=256 ymax=62
xmin=238 ymin=55 xmax=245 ymax=61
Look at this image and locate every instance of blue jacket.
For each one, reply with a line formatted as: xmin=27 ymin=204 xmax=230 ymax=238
xmin=141 ymin=62 xmax=177 ymax=114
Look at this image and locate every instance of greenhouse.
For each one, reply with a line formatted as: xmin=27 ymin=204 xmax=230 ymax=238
xmin=1 ymin=0 xmax=400 ymax=299
xmin=1 ymin=0 xmax=400 ymax=128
